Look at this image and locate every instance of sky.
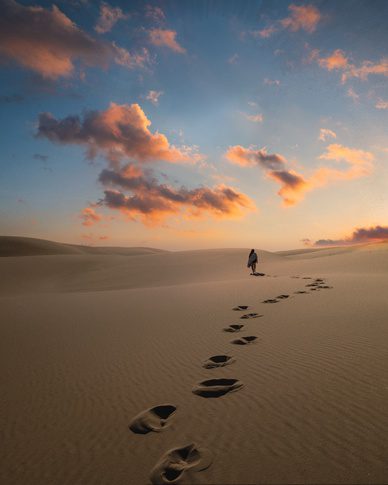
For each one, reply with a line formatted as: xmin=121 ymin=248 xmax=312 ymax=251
xmin=1 ymin=0 xmax=388 ymax=250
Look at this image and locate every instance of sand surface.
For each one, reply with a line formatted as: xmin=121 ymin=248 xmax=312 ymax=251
xmin=1 ymin=237 xmax=388 ymax=484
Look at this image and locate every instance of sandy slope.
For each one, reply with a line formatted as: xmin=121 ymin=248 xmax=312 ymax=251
xmin=1 ymin=238 xmax=388 ymax=484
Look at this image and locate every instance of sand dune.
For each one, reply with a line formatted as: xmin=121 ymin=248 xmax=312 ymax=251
xmin=1 ymin=238 xmax=388 ymax=484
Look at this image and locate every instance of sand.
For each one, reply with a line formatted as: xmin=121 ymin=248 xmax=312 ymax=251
xmin=1 ymin=237 xmax=388 ymax=484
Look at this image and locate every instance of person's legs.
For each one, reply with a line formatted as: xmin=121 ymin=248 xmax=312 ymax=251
xmin=252 ymin=262 xmax=256 ymax=274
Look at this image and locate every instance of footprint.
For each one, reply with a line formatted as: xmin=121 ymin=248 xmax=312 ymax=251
xmin=318 ymin=285 xmax=333 ymax=289
xmin=150 ymin=442 xmax=212 ymax=485
xmin=203 ymin=355 xmax=235 ymax=369
xmin=129 ymin=405 xmax=176 ymax=434
xmin=223 ymin=324 xmax=244 ymax=332
xmin=263 ymin=299 xmax=278 ymax=304
xmin=302 ymin=277 xmax=312 ymax=279
xmin=192 ymin=378 xmax=243 ymax=398
xmin=240 ymin=313 xmax=263 ymax=319
xmin=306 ymin=283 xmax=319 ymax=287
xmin=294 ymin=290 xmax=308 ymax=294
xmin=276 ymin=294 xmax=289 ymax=299
xmin=291 ymin=276 xmax=300 ymax=279
xmin=315 ymin=278 xmax=325 ymax=282
xmin=231 ymin=336 xmax=258 ymax=345
xmin=232 ymin=305 xmax=249 ymax=311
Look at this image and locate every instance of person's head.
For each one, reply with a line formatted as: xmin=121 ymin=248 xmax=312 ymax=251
xmin=249 ymin=249 xmax=255 ymax=256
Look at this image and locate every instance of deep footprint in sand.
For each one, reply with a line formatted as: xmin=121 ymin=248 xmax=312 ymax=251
xmin=240 ymin=313 xmax=263 ymax=319
xmin=276 ymin=294 xmax=289 ymax=299
xmin=263 ymin=299 xmax=279 ymax=304
xmin=318 ymin=285 xmax=333 ymax=289
xmin=232 ymin=305 xmax=249 ymax=311
xmin=150 ymin=442 xmax=212 ymax=484
xmin=223 ymin=324 xmax=244 ymax=332
xmin=129 ymin=405 xmax=176 ymax=434
xmin=192 ymin=378 xmax=243 ymax=398
xmin=231 ymin=336 xmax=258 ymax=345
xmin=294 ymin=290 xmax=308 ymax=294
xmin=202 ymin=355 xmax=235 ymax=369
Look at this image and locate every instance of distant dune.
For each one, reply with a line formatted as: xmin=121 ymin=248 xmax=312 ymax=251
xmin=0 ymin=236 xmax=168 ymax=257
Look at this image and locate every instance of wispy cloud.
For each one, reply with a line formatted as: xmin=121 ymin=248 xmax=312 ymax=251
xmin=146 ymin=90 xmax=163 ymax=105
xmin=319 ymin=128 xmax=337 ymax=142
xmin=252 ymin=4 xmax=321 ymax=39
xmin=244 ymin=113 xmax=264 ymax=123
xmin=149 ymin=29 xmax=186 ymax=54
xmin=375 ymin=98 xmax=388 ymax=109
xmin=80 ymin=207 xmax=102 ymax=226
xmin=94 ymin=2 xmax=128 ymax=34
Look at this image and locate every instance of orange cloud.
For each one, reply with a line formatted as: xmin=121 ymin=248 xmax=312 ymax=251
xmin=99 ymin=164 xmax=255 ymax=225
xmin=37 ymin=102 xmax=194 ymax=164
xmin=318 ymin=49 xmax=349 ymax=71
xmin=149 ymin=29 xmax=186 ymax=54
xmin=226 ymin=143 xmax=374 ymax=206
xmin=312 ymin=47 xmax=388 ymax=83
xmin=0 ymin=0 xmax=147 ymax=79
xmin=280 ymin=4 xmax=321 ymax=33
xmin=80 ymin=207 xmax=102 ymax=227
xmin=376 ymin=99 xmax=388 ymax=109
xmin=252 ymin=4 xmax=321 ymax=39
xmin=225 ymin=145 xmax=286 ymax=169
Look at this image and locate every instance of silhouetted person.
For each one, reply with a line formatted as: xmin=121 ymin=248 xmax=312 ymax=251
xmin=247 ymin=249 xmax=258 ymax=275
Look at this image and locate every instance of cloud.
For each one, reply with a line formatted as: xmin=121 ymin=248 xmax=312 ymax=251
xmin=267 ymin=170 xmax=308 ymax=206
xmin=228 ymin=53 xmax=239 ymax=64
xmin=281 ymin=4 xmax=321 ymax=33
xmin=95 ymin=2 xmax=128 ymax=34
xmin=80 ymin=207 xmax=102 ymax=226
xmin=254 ymin=4 xmax=321 ymax=39
xmin=264 ymin=78 xmax=280 ymax=86
xmin=318 ymin=49 xmax=349 ymax=71
xmin=309 ymin=225 xmax=388 ymax=247
xmin=37 ymin=102 xmax=193 ymax=164
xmin=347 ymin=87 xmax=359 ymax=101
xmin=252 ymin=25 xmax=278 ymax=38
xmin=0 ymin=0 xmax=147 ymax=79
xmin=375 ymin=99 xmax=388 ymax=109
xmin=245 ymin=113 xmax=264 ymax=123
xmin=145 ymin=5 xmax=165 ymax=24
xmin=319 ymin=128 xmax=337 ymax=142
xmin=33 ymin=153 xmax=49 ymax=162
xmin=226 ymin=143 xmax=374 ymax=206
xmin=146 ymin=90 xmax=163 ymax=105
xmin=98 ymin=163 xmax=255 ymax=224
xmin=312 ymin=47 xmax=388 ymax=83
xmin=225 ymin=145 xmax=286 ymax=170
xmin=148 ymin=29 xmax=186 ymax=54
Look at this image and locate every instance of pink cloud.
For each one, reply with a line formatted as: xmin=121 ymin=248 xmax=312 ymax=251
xmin=149 ymin=29 xmax=186 ymax=54
xmin=145 ymin=5 xmax=166 ymax=24
xmin=146 ymin=90 xmax=163 ymax=105
xmin=95 ymin=2 xmax=128 ymax=34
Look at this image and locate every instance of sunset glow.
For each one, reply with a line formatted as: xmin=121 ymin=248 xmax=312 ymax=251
xmin=1 ymin=0 xmax=388 ymax=249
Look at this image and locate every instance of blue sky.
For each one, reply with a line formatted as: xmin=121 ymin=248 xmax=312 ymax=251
xmin=1 ymin=0 xmax=388 ymax=249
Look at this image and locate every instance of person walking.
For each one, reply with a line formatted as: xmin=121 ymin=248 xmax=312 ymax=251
xmin=247 ymin=249 xmax=258 ymax=275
